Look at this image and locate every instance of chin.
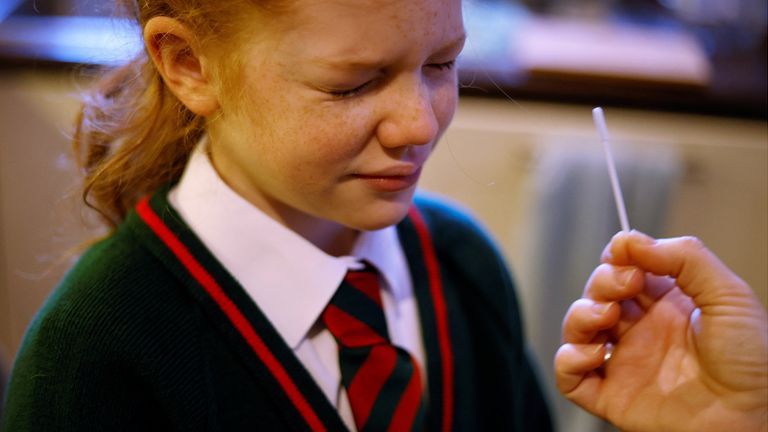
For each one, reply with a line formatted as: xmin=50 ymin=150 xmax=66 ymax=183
xmin=347 ymin=197 xmax=413 ymax=231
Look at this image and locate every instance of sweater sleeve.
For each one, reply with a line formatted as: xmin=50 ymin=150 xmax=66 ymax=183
xmin=2 ymin=309 xmax=170 ymax=431
xmin=1 ymin=248 xmax=175 ymax=431
xmin=1 ymin=231 xmax=198 ymax=431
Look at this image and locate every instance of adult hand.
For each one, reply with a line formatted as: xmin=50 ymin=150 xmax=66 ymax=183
xmin=555 ymin=231 xmax=767 ymax=432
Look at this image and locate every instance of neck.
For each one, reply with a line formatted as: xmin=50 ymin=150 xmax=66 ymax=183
xmin=207 ymin=146 xmax=360 ymax=257
xmin=238 ymin=186 xmax=361 ymax=256
xmin=238 ymin=184 xmax=361 ymax=256
xmin=286 ymin=215 xmax=360 ymax=257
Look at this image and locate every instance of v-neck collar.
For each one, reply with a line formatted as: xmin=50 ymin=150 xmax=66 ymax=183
xmin=168 ymin=146 xmax=411 ymax=351
xmin=127 ymin=188 xmax=455 ymax=432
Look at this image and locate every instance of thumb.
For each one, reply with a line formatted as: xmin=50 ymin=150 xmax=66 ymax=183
xmin=602 ymin=231 xmax=755 ymax=309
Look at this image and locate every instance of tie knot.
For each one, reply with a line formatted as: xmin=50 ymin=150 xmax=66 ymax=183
xmin=322 ymin=265 xmax=390 ymax=347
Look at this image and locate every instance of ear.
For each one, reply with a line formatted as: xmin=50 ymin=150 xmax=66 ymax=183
xmin=143 ymin=17 xmax=220 ymax=116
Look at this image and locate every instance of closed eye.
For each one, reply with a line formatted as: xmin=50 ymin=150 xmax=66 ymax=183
xmin=428 ymin=60 xmax=456 ymax=71
xmin=328 ymin=60 xmax=455 ymax=99
xmin=329 ymin=81 xmax=371 ymax=98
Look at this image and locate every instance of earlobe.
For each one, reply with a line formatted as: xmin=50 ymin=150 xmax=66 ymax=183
xmin=143 ymin=17 xmax=220 ymax=116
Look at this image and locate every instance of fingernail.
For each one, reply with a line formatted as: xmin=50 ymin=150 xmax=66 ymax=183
xmin=591 ymin=343 xmax=605 ymax=354
xmin=614 ymin=267 xmax=637 ymax=286
xmin=591 ymin=302 xmax=612 ymax=315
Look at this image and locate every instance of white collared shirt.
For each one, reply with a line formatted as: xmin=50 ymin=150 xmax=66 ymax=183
xmin=168 ymin=143 xmax=425 ymax=431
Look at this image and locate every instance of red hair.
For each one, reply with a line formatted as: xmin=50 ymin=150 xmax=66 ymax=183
xmin=73 ymin=0 xmax=283 ymax=228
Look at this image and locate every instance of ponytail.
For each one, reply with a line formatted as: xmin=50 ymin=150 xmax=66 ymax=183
xmin=74 ymin=0 xmax=285 ymax=228
xmin=73 ymin=52 xmax=205 ymax=228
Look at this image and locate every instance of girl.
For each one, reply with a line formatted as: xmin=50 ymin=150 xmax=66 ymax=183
xmin=3 ymin=0 xmax=766 ymax=431
xmin=3 ymin=0 xmax=551 ymax=430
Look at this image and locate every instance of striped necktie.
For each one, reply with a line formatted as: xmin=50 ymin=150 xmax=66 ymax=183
xmin=322 ymin=265 xmax=425 ymax=431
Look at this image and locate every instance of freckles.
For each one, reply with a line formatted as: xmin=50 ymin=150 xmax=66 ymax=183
xmin=434 ymin=88 xmax=457 ymax=124
xmin=325 ymin=106 xmax=372 ymax=147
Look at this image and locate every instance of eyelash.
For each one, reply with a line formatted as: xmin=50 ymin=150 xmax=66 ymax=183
xmin=431 ymin=60 xmax=456 ymax=71
xmin=329 ymin=60 xmax=457 ymax=99
xmin=330 ymin=83 xmax=369 ymax=99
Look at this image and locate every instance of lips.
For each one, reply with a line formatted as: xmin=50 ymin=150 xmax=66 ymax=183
xmin=353 ymin=166 xmax=422 ymax=193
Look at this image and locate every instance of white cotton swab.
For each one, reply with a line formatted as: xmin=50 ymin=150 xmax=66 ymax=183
xmin=592 ymin=107 xmax=630 ymax=233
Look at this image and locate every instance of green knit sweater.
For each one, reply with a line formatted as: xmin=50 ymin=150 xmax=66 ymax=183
xmin=2 ymin=189 xmax=552 ymax=431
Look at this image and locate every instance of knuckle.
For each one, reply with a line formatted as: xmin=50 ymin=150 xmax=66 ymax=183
xmin=562 ymin=299 xmax=592 ymax=334
xmin=571 ymin=298 xmax=593 ymax=312
xmin=553 ymin=344 xmax=574 ymax=368
xmin=596 ymin=262 xmax=614 ymax=273
xmin=679 ymin=235 xmax=706 ymax=252
xmin=587 ymin=263 xmax=613 ymax=286
xmin=553 ymin=348 xmax=566 ymax=372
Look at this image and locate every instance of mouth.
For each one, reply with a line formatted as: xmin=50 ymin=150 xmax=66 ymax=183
xmin=352 ymin=166 xmax=422 ymax=193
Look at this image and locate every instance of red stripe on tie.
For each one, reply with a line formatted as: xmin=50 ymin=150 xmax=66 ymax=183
xmin=347 ymin=345 xmax=397 ymax=429
xmin=323 ymin=304 xmax=387 ymax=347
xmin=408 ymin=206 xmax=454 ymax=432
xmin=345 ymin=271 xmax=383 ymax=307
xmin=387 ymin=358 xmax=424 ymax=432
xmin=136 ymin=197 xmax=326 ymax=432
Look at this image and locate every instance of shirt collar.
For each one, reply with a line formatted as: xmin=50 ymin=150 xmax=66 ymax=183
xmin=352 ymin=228 xmax=409 ymax=303
xmin=168 ymin=142 xmax=406 ymax=349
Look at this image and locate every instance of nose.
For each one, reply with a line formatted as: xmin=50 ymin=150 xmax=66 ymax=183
xmin=376 ymin=79 xmax=440 ymax=149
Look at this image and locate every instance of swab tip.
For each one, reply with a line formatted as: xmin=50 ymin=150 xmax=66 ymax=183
xmin=592 ymin=106 xmax=610 ymax=142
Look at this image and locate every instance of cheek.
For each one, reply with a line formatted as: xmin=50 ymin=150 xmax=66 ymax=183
xmin=434 ymin=81 xmax=459 ymax=129
xmin=258 ymin=109 xmax=371 ymax=191
xmin=307 ymin=105 xmax=375 ymax=156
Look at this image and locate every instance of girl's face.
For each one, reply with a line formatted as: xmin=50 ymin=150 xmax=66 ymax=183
xmin=206 ymin=0 xmax=464 ymax=252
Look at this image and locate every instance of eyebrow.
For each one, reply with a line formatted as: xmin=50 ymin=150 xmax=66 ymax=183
xmin=314 ymin=33 xmax=467 ymax=70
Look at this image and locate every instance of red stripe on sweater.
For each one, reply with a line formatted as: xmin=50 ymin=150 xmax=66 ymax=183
xmin=136 ymin=197 xmax=326 ymax=432
xmin=408 ymin=206 xmax=454 ymax=432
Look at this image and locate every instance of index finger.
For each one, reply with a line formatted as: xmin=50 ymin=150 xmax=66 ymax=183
xmin=602 ymin=230 xmax=753 ymax=308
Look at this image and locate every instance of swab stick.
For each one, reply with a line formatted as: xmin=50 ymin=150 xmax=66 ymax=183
xmin=593 ymin=107 xmax=630 ymax=232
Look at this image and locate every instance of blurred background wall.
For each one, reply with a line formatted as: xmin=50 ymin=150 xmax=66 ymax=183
xmin=421 ymin=99 xmax=767 ymax=431
xmin=1 ymin=0 xmax=766 ymax=430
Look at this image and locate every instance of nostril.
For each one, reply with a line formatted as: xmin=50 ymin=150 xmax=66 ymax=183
xmin=407 ymin=102 xmax=439 ymax=146
xmin=376 ymin=82 xmax=442 ymax=148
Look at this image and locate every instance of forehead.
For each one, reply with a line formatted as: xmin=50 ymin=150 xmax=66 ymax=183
xmin=294 ymin=0 xmax=462 ymax=22
xmin=264 ymin=0 xmax=464 ymax=56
